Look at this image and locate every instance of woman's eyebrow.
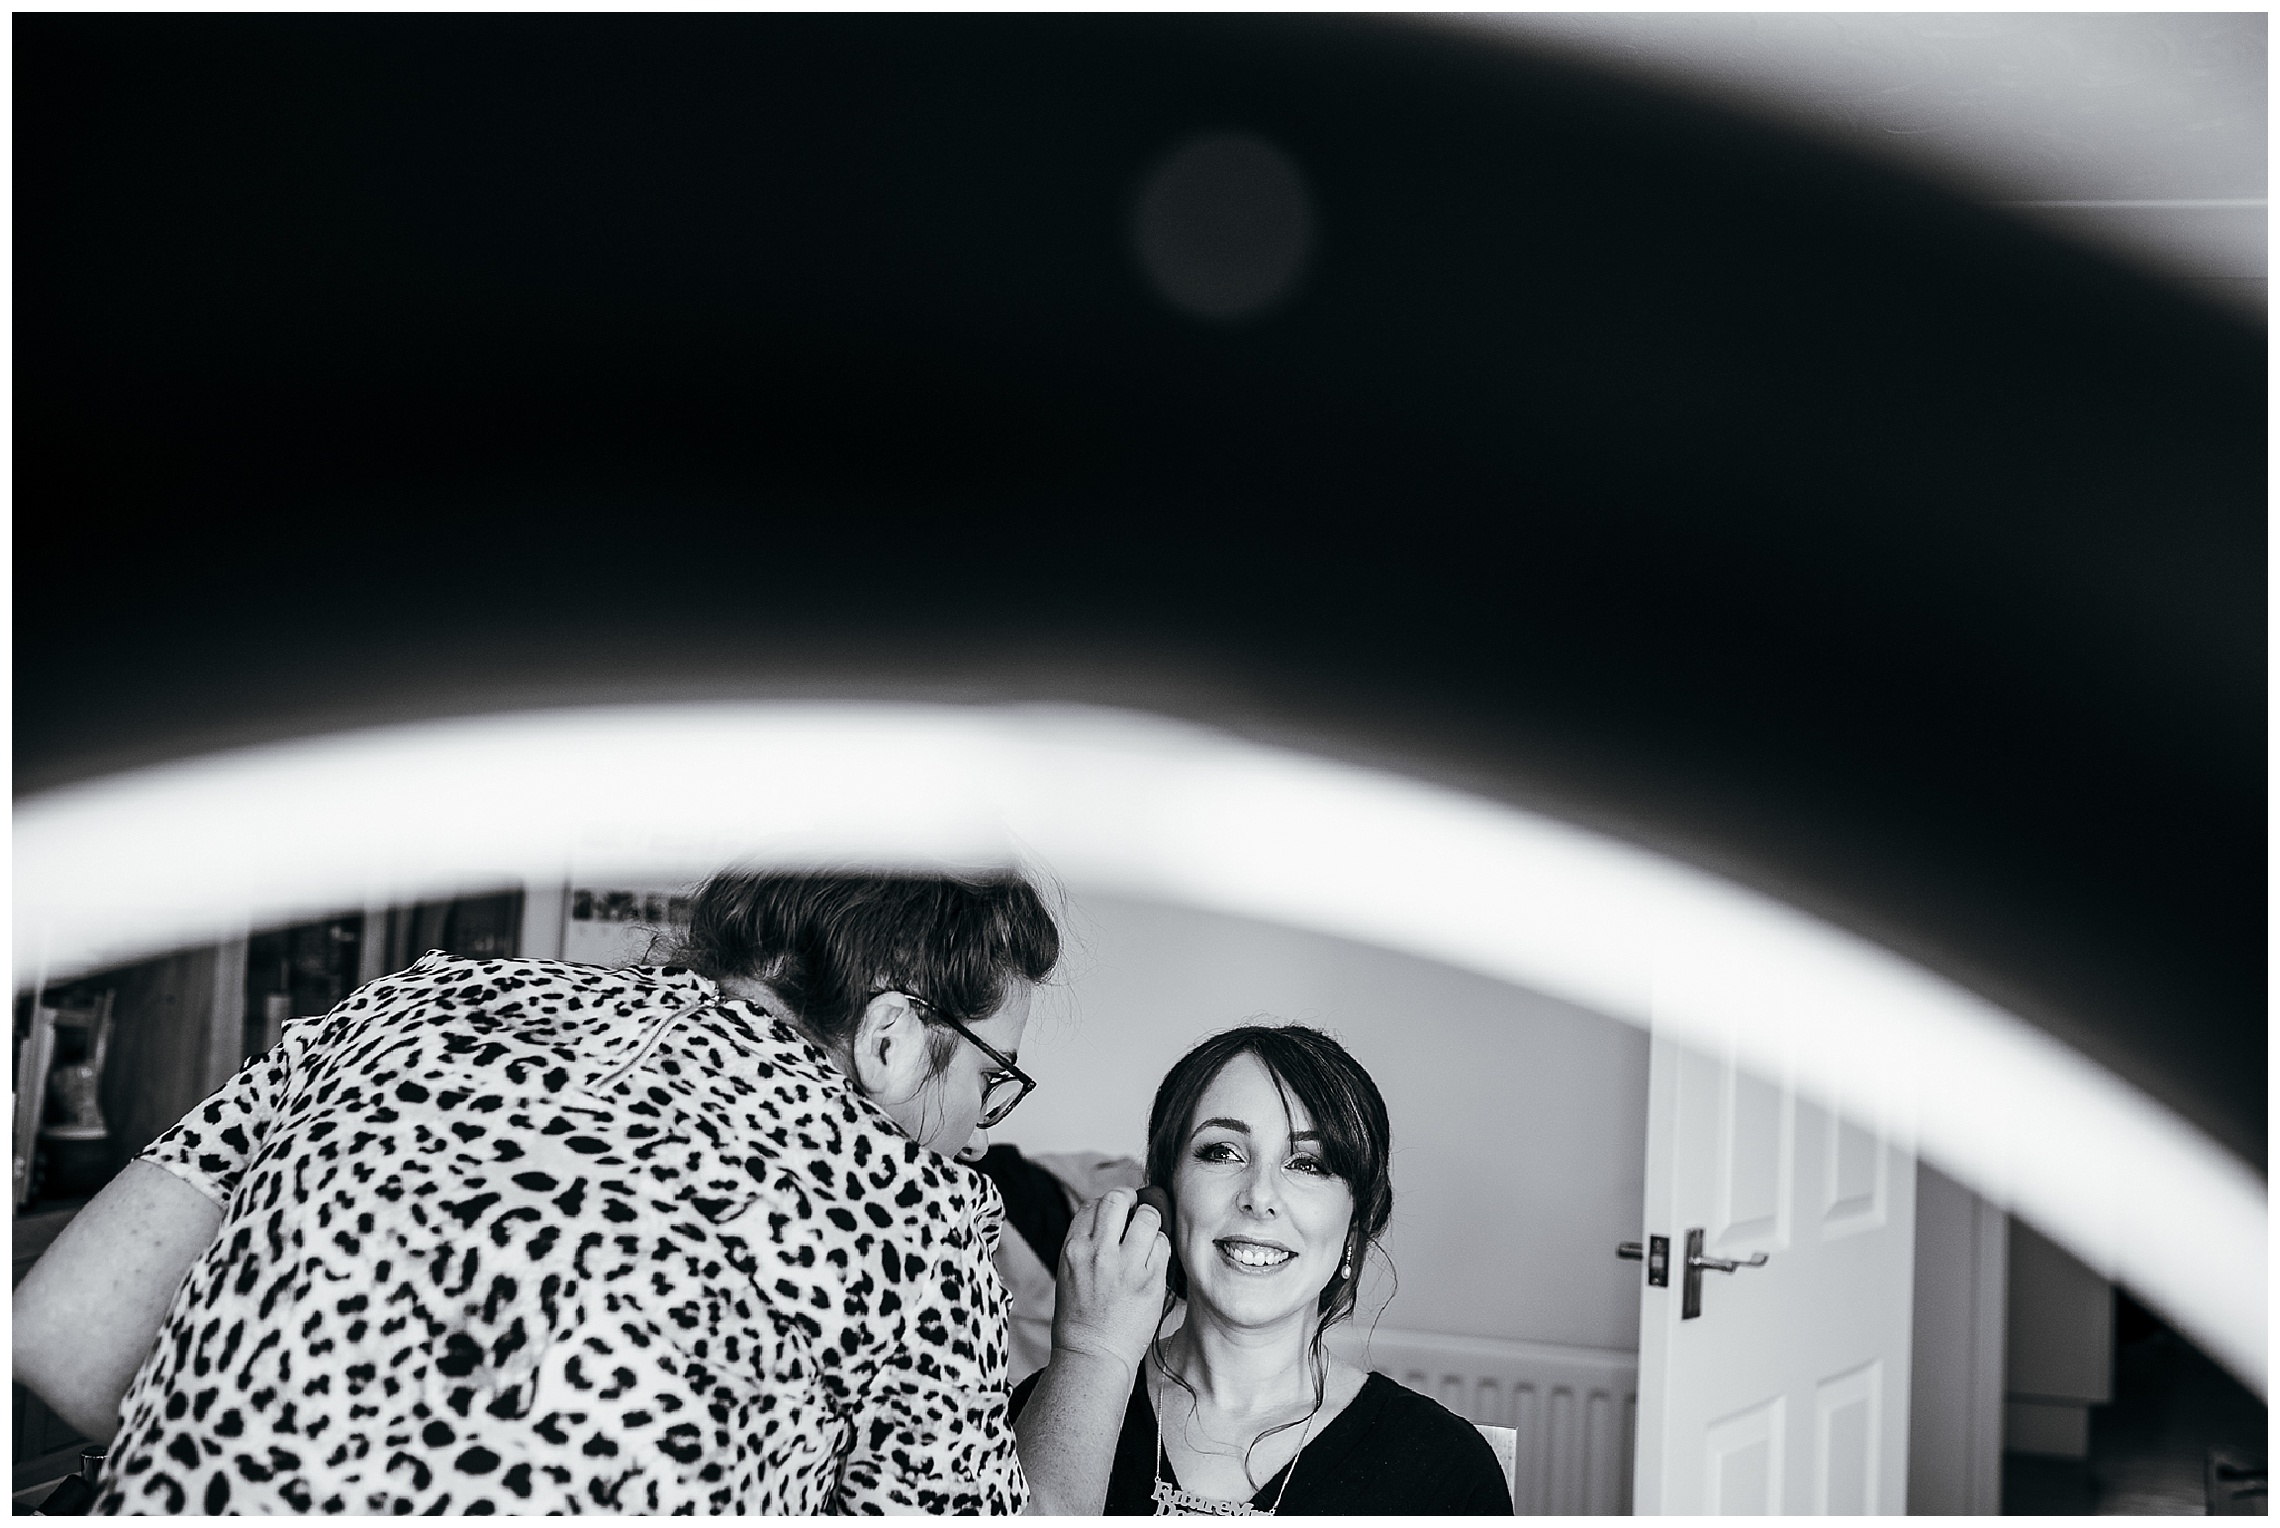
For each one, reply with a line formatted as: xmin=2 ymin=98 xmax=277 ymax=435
xmin=1191 ymin=1119 xmax=1323 ymax=1142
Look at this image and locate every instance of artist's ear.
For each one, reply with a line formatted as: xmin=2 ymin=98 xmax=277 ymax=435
xmin=847 ymin=991 xmax=930 ymax=1101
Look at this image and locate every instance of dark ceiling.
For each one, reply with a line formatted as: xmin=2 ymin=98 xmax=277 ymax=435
xmin=14 ymin=15 xmax=2264 ymax=1166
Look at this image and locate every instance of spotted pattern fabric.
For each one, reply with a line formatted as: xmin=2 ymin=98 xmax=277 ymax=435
xmin=95 ymin=953 xmax=1024 ymax=1515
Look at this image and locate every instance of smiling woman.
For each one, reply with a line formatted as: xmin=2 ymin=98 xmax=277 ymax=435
xmin=1150 ymin=1030 xmax=1389 ymax=1333
xmin=1012 ymin=1026 xmax=1511 ymax=1515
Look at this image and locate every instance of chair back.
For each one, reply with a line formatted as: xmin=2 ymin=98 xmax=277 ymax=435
xmin=1474 ymin=1423 xmax=1519 ymax=1512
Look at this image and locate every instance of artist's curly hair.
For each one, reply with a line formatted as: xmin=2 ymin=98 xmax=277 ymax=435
xmin=662 ymin=869 xmax=1059 ymax=1074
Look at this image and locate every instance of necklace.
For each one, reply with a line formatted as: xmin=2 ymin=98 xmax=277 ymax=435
xmin=1149 ymin=1390 xmax=1319 ymax=1518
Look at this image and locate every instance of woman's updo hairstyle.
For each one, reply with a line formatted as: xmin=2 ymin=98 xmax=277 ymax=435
xmin=1145 ymin=1024 xmax=1393 ymax=1327
xmin=667 ymin=869 xmax=1059 ymax=1075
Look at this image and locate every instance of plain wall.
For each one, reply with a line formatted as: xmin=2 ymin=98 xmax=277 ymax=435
xmin=2005 ymin=1218 xmax=2114 ymax=1402
xmin=2002 ymin=1214 xmax=2113 ymax=1460
xmin=1007 ymin=892 xmax=1651 ymax=1352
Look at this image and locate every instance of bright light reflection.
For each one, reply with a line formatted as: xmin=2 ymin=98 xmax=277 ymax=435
xmin=13 ymin=702 xmax=2265 ymax=1393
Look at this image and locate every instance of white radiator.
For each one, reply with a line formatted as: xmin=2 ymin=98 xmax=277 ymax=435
xmin=1325 ymin=1325 xmax=1638 ymax=1515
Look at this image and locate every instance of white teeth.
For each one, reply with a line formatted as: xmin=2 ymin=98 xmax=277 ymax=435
xmin=1221 ymin=1241 xmax=1295 ymax=1268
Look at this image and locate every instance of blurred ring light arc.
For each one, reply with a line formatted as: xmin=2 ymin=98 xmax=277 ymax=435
xmin=14 ymin=701 xmax=2265 ymax=1394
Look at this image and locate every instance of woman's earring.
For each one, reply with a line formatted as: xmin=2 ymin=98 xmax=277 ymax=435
xmin=1341 ymin=1259 xmax=1353 ymax=1280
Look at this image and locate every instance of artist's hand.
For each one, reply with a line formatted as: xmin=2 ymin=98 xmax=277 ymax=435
xmin=1051 ymin=1186 xmax=1170 ymax=1375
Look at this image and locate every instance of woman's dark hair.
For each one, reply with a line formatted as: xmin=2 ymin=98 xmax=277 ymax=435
xmin=664 ymin=869 xmax=1059 ymax=1073
xmin=1144 ymin=1025 xmax=1395 ymax=1488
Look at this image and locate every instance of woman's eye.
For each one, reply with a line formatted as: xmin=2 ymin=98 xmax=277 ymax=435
xmin=1287 ymin=1155 xmax=1329 ymax=1176
xmin=1195 ymin=1141 xmax=1244 ymax=1165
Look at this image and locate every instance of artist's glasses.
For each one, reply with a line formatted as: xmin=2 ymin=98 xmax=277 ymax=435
xmin=874 ymin=989 xmax=1036 ymax=1128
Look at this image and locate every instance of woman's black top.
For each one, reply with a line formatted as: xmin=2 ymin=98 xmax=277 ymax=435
xmin=1010 ymin=1365 xmax=1513 ymax=1515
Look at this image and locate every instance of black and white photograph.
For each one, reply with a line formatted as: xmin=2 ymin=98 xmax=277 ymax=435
xmin=12 ymin=11 xmax=2264 ymax=1518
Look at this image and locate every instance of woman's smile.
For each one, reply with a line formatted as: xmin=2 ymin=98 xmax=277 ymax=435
xmin=1216 ymin=1236 xmax=1298 ymax=1271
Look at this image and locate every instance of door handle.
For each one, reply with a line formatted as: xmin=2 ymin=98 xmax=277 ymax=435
xmin=1681 ymin=1228 xmax=1767 ymax=1319
xmin=1618 ymin=1235 xmax=1671 ymax=1286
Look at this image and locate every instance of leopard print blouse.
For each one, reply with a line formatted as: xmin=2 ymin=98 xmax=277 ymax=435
xmin=94 ymin=953 xmax=1026 ymax=1514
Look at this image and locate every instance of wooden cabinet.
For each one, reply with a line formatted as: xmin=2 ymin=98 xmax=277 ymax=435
xmin=15 ymin=946 xmax=236 ymax=1223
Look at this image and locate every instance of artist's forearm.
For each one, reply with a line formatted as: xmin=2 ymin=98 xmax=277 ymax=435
xmin=13 ymin=1162 xmax=220 ymax=1442
xmin=1016 ymin=1348 xmax=1139 ymax=1515
xmin=16 ymin=1373 xmax=125 ymax=1445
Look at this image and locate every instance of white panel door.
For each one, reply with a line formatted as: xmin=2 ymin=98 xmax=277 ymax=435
xmin=1632 ymin=1031 xmax=1916 ymax=1513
